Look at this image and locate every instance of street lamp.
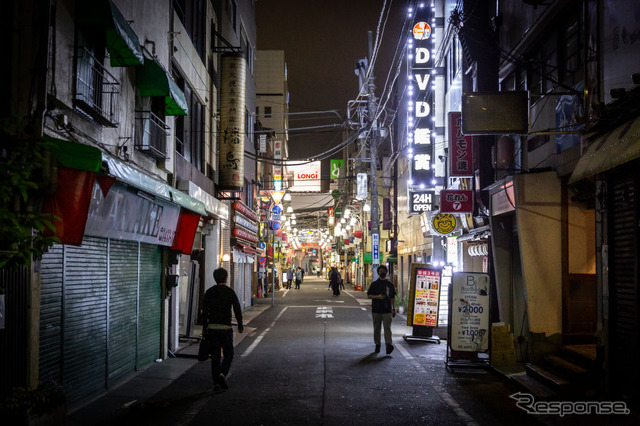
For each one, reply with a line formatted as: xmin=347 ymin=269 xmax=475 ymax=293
xmin=283 ymin=192 xmax=292 ymax=201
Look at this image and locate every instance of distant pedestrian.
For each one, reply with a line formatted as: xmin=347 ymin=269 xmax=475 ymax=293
xmin=339 ymin=267 xmax=345 ymax=290
xmin=329 ymin=266 xmax=341 ymax=296
xmin=367 ymin=265 xmax=396 ymax=354
xmin=295 ymin=267 xmax=302 ymax=289
xmin=287 ymin=268 xmax=294 ymax=289
xmin=201 ymin=267 xmax=244 ymax=390
xmin=301 ymin=268 xmax=305 ymax=283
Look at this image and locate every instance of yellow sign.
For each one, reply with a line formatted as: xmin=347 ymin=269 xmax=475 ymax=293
xmin=432 ymin=213 xmax=456 ymax=235
xmin=270 ymin=191 xmax=285 ymax=205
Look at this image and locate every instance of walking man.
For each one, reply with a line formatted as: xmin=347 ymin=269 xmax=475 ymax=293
xmin=367 ymin=265 xmax=396 ymax=354
xmin=329 ymin=266 xmax=341 ymax=296
xmin=202 ymin=267 xmax=243 ymax=390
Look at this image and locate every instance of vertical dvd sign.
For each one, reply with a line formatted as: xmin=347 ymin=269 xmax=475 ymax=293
xmin=409 ymin=5 xmax=435 ymax=188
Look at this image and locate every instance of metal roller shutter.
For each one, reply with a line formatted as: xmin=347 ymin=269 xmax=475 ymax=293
xmin=609 ymin=169 xmax=640 ymax=402
xmin=63 ymin=237 xmax=108 ymax=406
xmin=137 ymin=243 xmax=161 ymax=367
xmin=107 ymin=240 xmax=138 ymax=386
xmin=39 ymin=244 xmax=64 ymax=383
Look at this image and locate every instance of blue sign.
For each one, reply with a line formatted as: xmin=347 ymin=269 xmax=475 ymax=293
xmin=258 ymin=242 xmax=266 ymax=251
xmin=271 ymin=205 xmax=282 ymax=215
xmin=372 ymin=233 xmax=380 ymax=265
xmin=270 ymin=221 xmax=281 ymax=230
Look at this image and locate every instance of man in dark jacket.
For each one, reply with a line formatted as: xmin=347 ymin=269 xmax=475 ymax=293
xmin=329 ymin=266 xmax=341 ymax=296
xmin=202 ymin=267 xmax=243 ymax=390
xmin=367 ymin=265 xmax=396 ymax=354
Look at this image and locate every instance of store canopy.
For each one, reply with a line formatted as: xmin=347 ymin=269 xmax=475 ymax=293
xmin=104 ymin=154 xmax=206 ymax=215
xmin=363 ymin=252 xmax=384 ymax=264
xmin=45 ymin=135 xmax=102 ymax=172
xmin=43 ymin=136 xmax=103 ymax=245
xmin=569 ymin=116 xmax=640 ymax=183
xmin=77 ymin=0 xmax=144 ymax=67
xmin=137 ymin=59 xmax=189 ymax=116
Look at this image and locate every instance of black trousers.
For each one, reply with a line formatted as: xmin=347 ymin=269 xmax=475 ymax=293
xmin=206 ymin=329 xmax=234 ymax=380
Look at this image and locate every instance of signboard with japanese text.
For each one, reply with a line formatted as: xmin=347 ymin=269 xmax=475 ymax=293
xmin=450 ymin=272 xmax=490 ymax=352
xmin=372 ymin=233 xmax=380 ymax=266
xmin=440 ymin=190 xmax=474 ymax=214
xmin=330 ymin=159 xmax=343 ymax=179
xmin=407 ymin=264 xmax=442 ymax=328
xmin=448 ymin=112 xmax=474 ymax=177
xmin=409 ymin=6 xmax=435 ymax=187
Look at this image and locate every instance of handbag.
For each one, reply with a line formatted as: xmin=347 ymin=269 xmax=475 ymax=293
xmin=197 ymin=335 xmax=210 ymax=361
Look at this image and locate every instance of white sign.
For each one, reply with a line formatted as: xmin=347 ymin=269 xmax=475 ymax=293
xmin=356 ymin=173 xmax=367 ymax=199
xmin=259 ymin=134 xmax=267 ymax=153
xmin=450 ymin=273 xmax=490 ymax=352
xmin=285 ymin=161 xmax=321 ymax=192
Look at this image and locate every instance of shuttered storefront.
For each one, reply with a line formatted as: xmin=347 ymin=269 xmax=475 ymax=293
xmin=107 ymin=240 xmax=138 ymax=387
xmin=137 ymin=243 xmax=161 ymax=365
xmin=40 ymin=238 xmax=162 ymax=406
xmin=608 ymin=166 xmax=640 ymax=403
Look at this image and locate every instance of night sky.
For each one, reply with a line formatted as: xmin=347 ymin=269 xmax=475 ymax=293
xmin=255 ymin=0 xmax=407 ymax=159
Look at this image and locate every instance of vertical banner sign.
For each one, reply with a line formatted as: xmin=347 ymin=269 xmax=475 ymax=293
xmin=259 ymin=134 xmax=267 ymax=153
xmin=219 ymin=53 xmax=247 ymax=191
xmin=372 ymin=233 xmax=380 ymax=266
xmin=450 ymin=272 xmax=490 ymax=352
xmin=273 ymin=140 xmax=282 ymax=190
xmin=448 ymin=112 xmax=474 ymax=177
xmin=409 ymin=6 xmax=435 ymax=187
xmin=330 ymin=159 xmax=343 ymax=179
xmin=407 ymin=264 xmax=441 ymax=327
xmin=356 ymin=173 xmax=367 ymax=199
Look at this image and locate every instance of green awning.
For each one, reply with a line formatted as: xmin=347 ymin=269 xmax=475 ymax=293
xmin=363 ymin=253 xmax=384 ymax=264
xmin=77 ymin=0 xmax=144 ymax=67
xmin=387 ymin=255 xmax=398 ymax=263
xmin=45 ymin=136 xmax=102 ymax=172
xmin=137 ymin=59 xmax=189 ymax=116
xmin=104 ymin=154 xmax=206 ymax=215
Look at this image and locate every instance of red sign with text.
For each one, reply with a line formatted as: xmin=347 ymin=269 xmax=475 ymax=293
xmin=440 ymin=189 xmax=474 ymax=214
xmin=448 ymin=112 xmax=474 ymax=177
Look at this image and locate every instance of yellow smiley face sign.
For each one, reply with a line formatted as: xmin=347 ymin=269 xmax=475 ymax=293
xmin=432 ymin=213 xmax=456 ymax=235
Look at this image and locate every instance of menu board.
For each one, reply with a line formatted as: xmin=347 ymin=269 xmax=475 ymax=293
xmin=450 ymin=272 xmax=490 ymax=352
xmin=407 ymin=264 xmax=441 ymax=328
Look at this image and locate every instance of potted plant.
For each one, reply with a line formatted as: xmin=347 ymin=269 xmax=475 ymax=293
xmin=0 ymin=380 xmax=66 ymax=425
xmin=395 ymin=293 xmax=409 ymax=315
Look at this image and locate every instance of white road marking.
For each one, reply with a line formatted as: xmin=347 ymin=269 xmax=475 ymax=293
xmin=437 ymin=388 xmax=480 ymax=426
xmin=315 ymin=306 xmax=334 ymax=318
xmin=395 ymin=340 xmax=414 ymax=359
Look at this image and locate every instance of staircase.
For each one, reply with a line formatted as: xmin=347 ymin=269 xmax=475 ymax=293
xmin=512 ymin=344 xmax=601 ymax=400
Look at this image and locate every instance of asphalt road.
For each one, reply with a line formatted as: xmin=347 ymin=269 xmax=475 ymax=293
xmin=96 ymin=276 xmax=638 ymax=426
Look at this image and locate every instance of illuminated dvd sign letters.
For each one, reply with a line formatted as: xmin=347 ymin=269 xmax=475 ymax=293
xmin=407 ymin=3 xmax=436 ymax=214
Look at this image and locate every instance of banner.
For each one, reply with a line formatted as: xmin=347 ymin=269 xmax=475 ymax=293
xmin=218 ymin=53 xmax=247 ymax=191
xmin=440 ymin=189 xmax=473 ymax=214
xmin=448 ymin=112 xmax=473 ymax=177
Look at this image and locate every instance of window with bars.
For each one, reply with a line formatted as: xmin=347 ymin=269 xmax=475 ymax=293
xmin=74 ymin=29 xmax=120 ymax=126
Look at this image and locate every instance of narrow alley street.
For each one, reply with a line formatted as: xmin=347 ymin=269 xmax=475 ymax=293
xmin=67 ymin=277 xmax=637 ymax=426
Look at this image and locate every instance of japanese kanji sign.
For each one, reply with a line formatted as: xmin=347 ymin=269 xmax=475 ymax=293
xmin=440 ymin=189 xmax=474 ymax=214
xmin=448 ymin=112 xmax=474 ymax=177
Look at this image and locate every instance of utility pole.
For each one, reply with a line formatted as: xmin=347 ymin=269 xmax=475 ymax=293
xmin=367 ymin=31 xmax=380 ymax=283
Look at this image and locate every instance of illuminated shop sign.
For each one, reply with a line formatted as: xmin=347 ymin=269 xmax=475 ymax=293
xmin=409 ymin=189 xmax=436 ymax=214
xmin=407 ymin=3 xmax=436 ymax=214
xmin=448 ymin=112 xmax=474 ymax=177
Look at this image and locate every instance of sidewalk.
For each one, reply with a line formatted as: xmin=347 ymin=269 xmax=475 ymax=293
xmin=67 ymin=303 xmax=270 ymax=424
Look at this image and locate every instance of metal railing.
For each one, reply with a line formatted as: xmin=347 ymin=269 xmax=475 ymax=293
xmin=135 ymin=111 xmax=169 ymax=159
xmin=74 ymin=46 xmax=120 ymax=126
